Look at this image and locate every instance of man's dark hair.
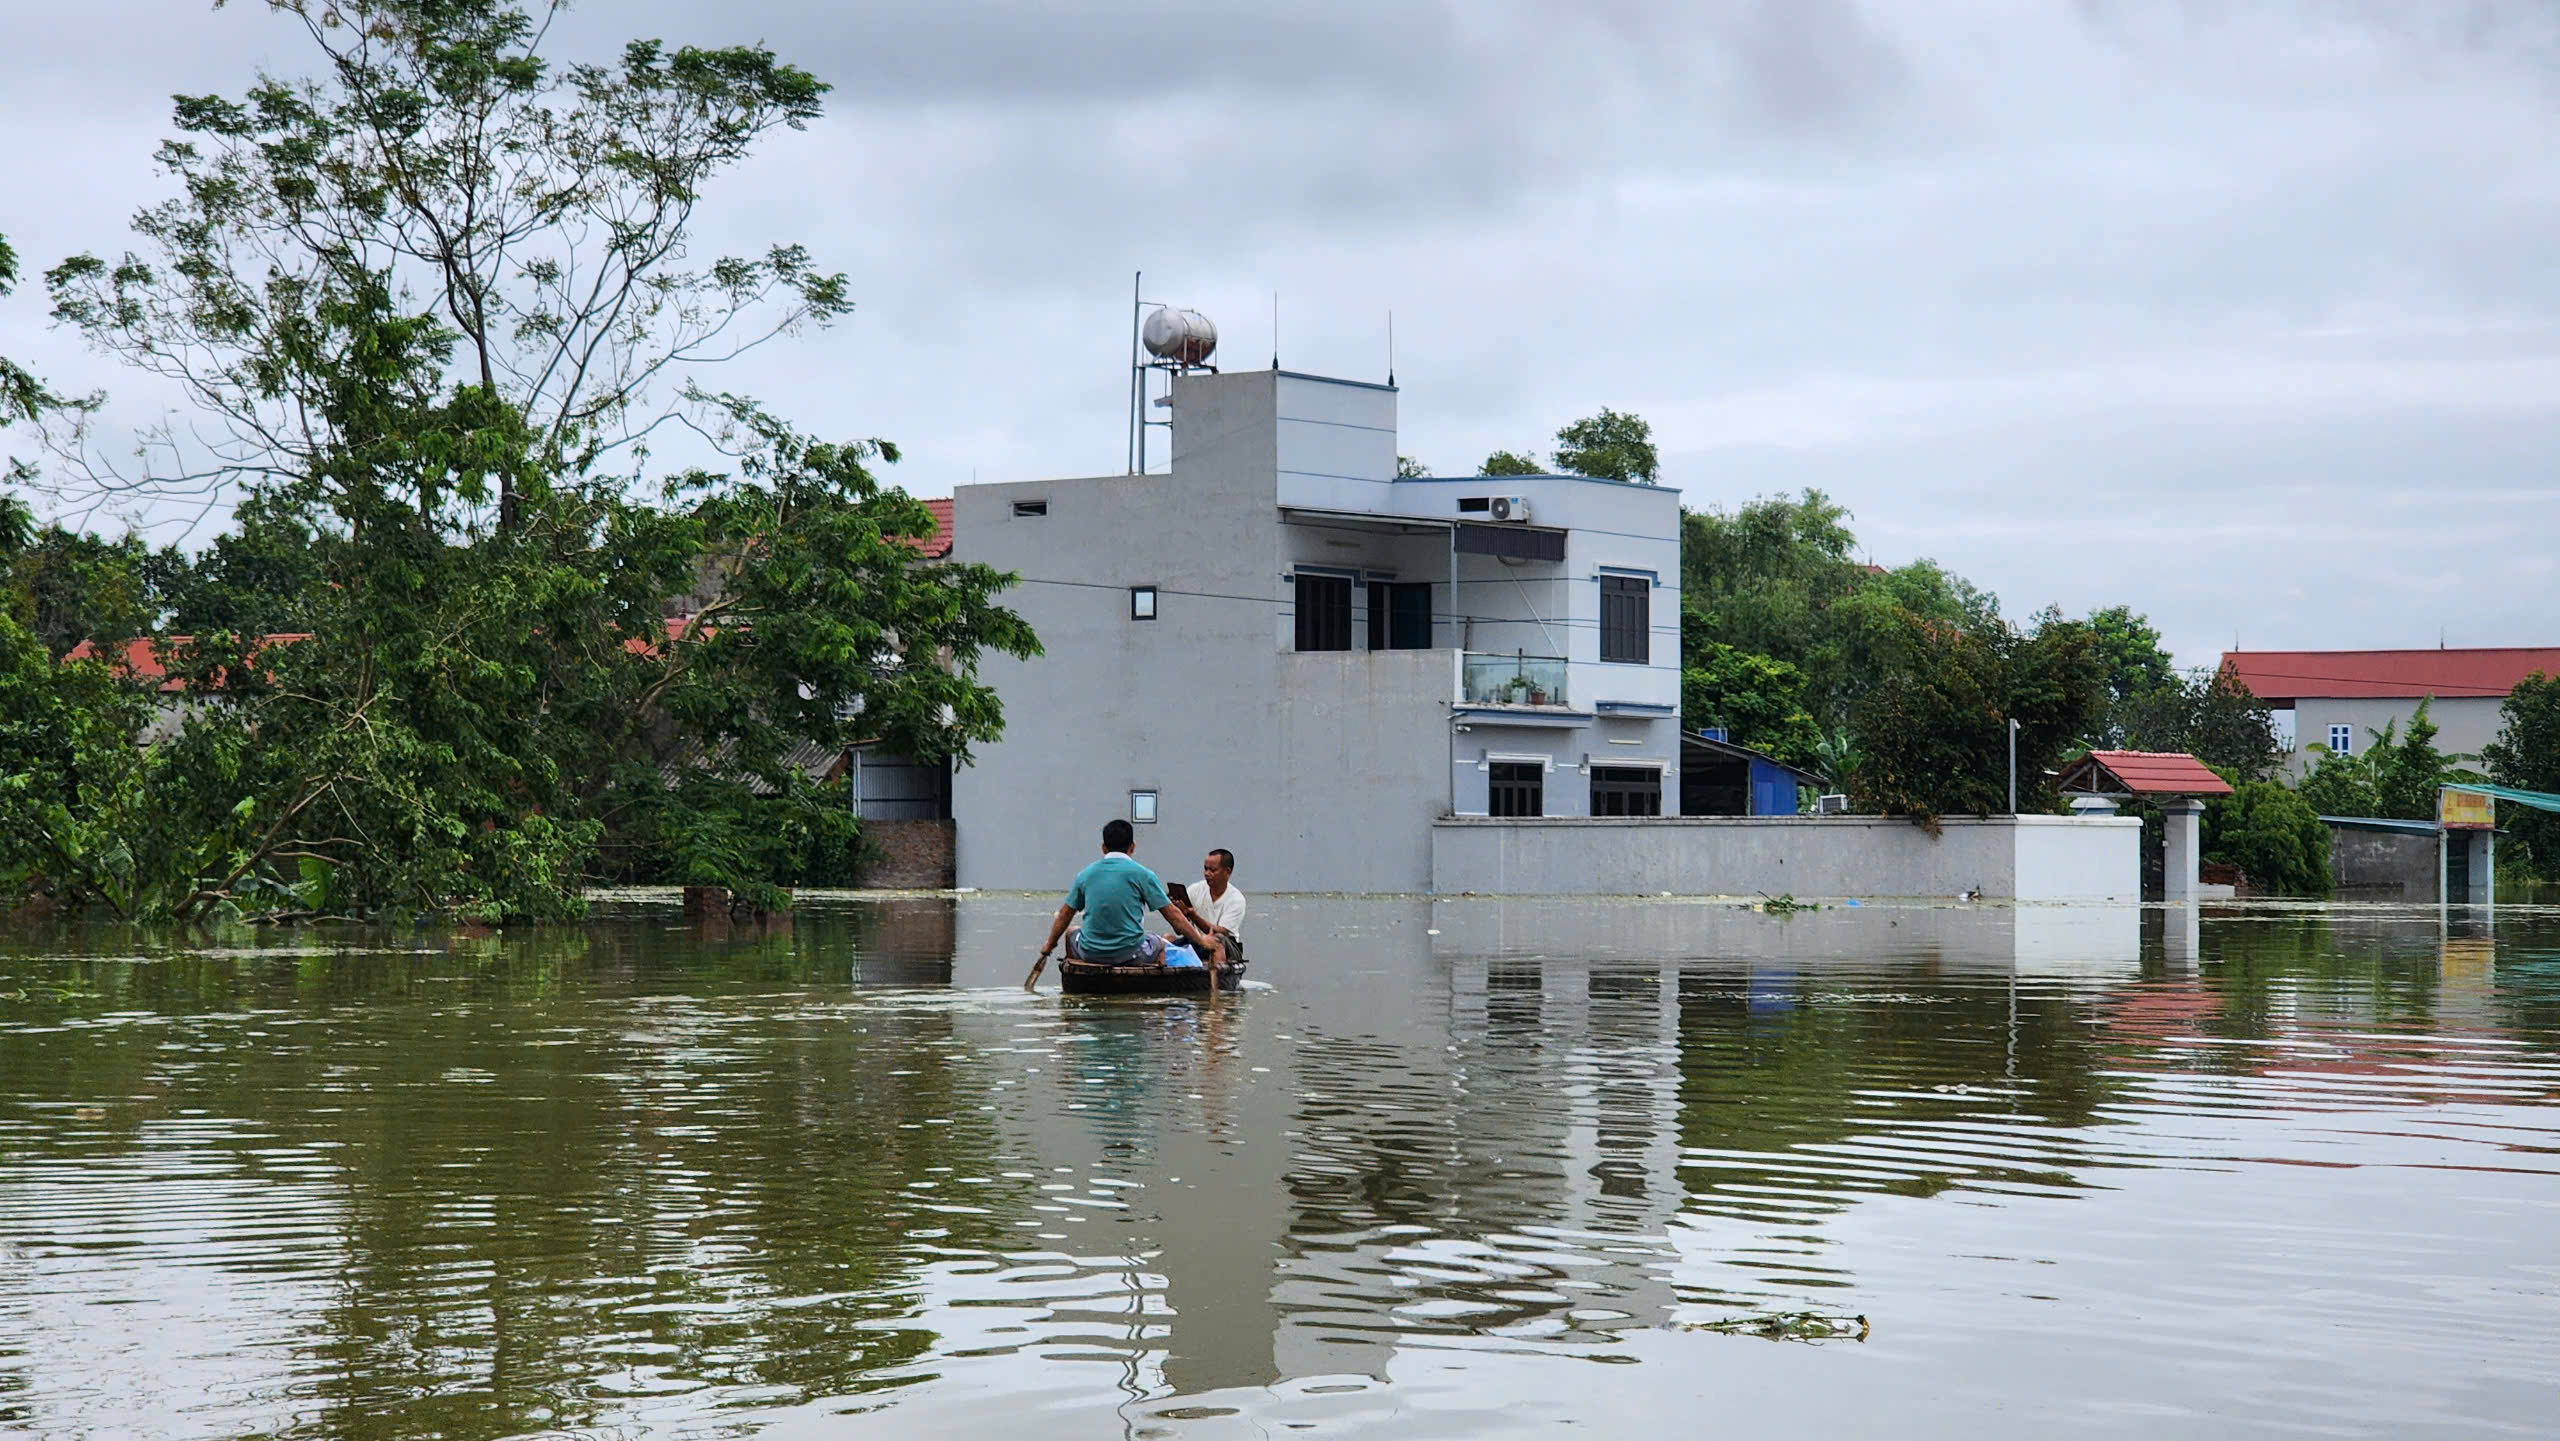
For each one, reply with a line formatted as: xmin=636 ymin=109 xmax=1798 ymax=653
xmin=1210 ymin=848 xmax=1236 ymax=873
xmin=1102 ymin=818 xmax=1135 ymax=853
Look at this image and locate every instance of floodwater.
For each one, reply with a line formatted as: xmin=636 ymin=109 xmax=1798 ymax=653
xmin=4 ymin=896 xmax=2558 ymax=1439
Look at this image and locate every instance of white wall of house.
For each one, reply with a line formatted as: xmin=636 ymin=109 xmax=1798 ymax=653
xmin=1431 ymin=815 xmax=2141 ymax=901
xmin=950 ymin=368 xmax=1687 ymax=892
xmin=2285 ymin=694 xmax=2507 ymax=778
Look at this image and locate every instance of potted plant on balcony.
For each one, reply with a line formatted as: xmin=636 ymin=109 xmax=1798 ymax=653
xmin=1525 ymin=680 xmax=1549 ymax=706
xmin=1498 ymin=675 xmax=1529 ymax=705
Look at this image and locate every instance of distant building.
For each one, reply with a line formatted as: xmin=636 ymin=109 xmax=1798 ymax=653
xmin=2219 ymin=647 xmax=2560 ymax=776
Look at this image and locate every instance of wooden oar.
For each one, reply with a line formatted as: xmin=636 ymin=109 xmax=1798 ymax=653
xmin=1024 ymin=950 xmax=1051 ymax=989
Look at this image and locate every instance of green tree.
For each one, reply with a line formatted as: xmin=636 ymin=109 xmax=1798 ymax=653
xmin=1846 ymin=609 xmax=2106 ymax=822
xmin=2085 ymin=605 xmax=2174 ymax=705
xmin=1680 ymin=633 xmax=1824 ymax=769
xmin=140 ymin=495 xmax=327 ymax=638
xmin=2482 ymin=671 xmax=2560 ymax=878
xmin=1551 ymin=407 xmax=1658 ymax=484
xmin=2294 ymin=703 xmax=2460 ymax=822
xmin=1679 ymin=489 xmax=1867 ymax=714
xmin=48 ymin=0 xmax=847 ymax=528
xmin=15 ymin=0 xmax=1036 ymax=921
xmin=2297 ymin=747 xmax=2379 ymax=818
xmin=2368 ymin=699 xmax=2458 ymax=821
xmin=0 ymin=605 xmax=165 ymax=915
xmin=3 ymin=230 xmax=98 ymax=507
xmin=9 ymin=525 xmax=154 ymax=658
xmin=2203 ymin=780 xmax=2332 ymax=897
xmin=1480 ymin=449 xmax=1542 ymax=476
xmin=1396 ymin=455 xmax=1431 ymax=478
xmin=2104 ymin=667 xmax=2281 ymax=781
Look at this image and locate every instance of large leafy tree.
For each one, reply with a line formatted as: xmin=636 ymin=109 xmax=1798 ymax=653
xmin=46 ymin=0 xmax=846 ymax=526
xmin=1479 ymin=448 xmax=1541 ymax=476
xmin=2483 ymin=672 xmax=2560 ymax=879
xmin=1680 ymin=629 xmax=1824 ymax=770
xmin=1679 ymin=489 xmax=1865 ymax=711
xmin=11 ymin=1 xmax=1036 ymax=920
xmin=2104 ymin=666 xmax=2281 ymax=782
xmin=2204 ymin=780 xmax=2331 ymax=898
xmin=2085 ymin=604 xmax=2174 ymax=706
xmin=1551 ymin=407 xmax=1659 ymax=484
xmin=1846 ymin=608 xmax=2107 ymax=822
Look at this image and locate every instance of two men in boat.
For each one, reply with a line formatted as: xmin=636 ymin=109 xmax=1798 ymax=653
xmin=1036 ymin=819 xmax=1227 ymax=972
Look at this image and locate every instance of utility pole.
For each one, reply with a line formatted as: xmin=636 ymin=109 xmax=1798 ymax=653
xmin=2008 ymin=718 xmax=2022 ymax=814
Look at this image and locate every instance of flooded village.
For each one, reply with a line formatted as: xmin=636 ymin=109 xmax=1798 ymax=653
xmin=4 ymin=1 xmax=2560 ymax=1438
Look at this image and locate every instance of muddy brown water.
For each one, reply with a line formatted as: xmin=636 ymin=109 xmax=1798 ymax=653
xmin=4 ymin=895 xmax=2557 ymax=1438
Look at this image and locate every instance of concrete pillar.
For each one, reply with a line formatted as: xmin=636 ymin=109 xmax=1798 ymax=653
xmin=2161 ymin=799 xmax=2205 ymax=902
xmin=2161 ymin=902 xmax=2201 ymax=976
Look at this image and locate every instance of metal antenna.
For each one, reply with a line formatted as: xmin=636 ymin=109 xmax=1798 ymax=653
xmin=1127 ymin=270 xmax=1143 ymax=474
xmin=1272 ymin=292 xmax=1280 ymax=370
xmin=1387 ymin=310 xmax=1395 ymax=387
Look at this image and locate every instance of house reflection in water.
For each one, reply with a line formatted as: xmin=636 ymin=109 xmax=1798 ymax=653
xmin=916 ymin=896 xmax=2170 ymax=1395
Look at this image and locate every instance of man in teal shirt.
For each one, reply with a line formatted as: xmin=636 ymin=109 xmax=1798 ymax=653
xmin=1034 ymin=819 xmax=1224 ymax=971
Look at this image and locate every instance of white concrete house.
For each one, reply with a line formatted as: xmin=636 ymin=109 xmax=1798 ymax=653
xmin=949 ymin=368 xmax=1684 ymax=893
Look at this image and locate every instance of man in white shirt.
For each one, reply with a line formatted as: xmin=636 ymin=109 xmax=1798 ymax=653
xmin=1185 ymin=848 xmax=1246 ymax=950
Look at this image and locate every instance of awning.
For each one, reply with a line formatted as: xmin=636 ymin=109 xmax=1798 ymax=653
xmin=2443 ymin=781 xmax=2560 ymax=815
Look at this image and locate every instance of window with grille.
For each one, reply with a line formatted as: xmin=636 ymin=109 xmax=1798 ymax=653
xmin=1589 ymin=765 xmax=1663 ymax=817
xmin=1600 ymin=574 xmax=1649 ymax=664
xmin=1489 ymin=761 xmax=1545 ymax=817
xmin=2327 ymin=724 xmax=2354 ymax=755
xmin=1294 ymin=573 xmax=1353 ymax=651
xmin=1367 ymin=580 xmax=1432 ymax=650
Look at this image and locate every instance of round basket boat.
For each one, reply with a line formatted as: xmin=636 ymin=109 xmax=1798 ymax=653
xmin=1057 ymin=956 xmax=1248 ymax=996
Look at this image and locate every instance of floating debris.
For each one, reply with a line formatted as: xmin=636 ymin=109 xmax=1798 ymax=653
xmin=1684 ymin=1310 xmax=1869 ymax=1343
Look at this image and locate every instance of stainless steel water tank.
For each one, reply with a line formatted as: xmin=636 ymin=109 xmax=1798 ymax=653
xmin=1141 ymin=308 xmax=1217 ymax=366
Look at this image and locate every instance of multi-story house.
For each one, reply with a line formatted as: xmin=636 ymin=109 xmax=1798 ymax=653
xmin=948 ymin=367 xmax=1683 ymax=892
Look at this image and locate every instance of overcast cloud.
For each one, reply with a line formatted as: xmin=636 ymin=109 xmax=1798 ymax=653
xmin=3 ymin=0 xmax=2555 ymax=666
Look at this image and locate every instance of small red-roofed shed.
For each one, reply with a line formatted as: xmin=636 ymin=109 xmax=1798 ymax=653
xmin=2056 ymin=750 xmax=2235 ymax=799
xmin=2058 ymin=750 xmax=2231 ymax=901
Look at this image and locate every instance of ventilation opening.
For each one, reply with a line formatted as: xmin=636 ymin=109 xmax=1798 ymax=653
xmin=1012 ymin=500 xmax=1048 ymax=518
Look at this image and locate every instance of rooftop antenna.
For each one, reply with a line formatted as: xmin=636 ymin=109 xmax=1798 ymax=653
xmin=1126 ymin=270 xmax=1142 ymax=474
xmin=1126 ymin=270 xmax=1218 ymax=475
xmin=1272 ymin=292 xmax=1281 ymax=370
xmin=1387 ymin=310 xmax=1395 ymax=387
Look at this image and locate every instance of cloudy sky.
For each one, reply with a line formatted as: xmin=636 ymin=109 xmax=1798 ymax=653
xmin=3 ymin=0 xmax=2555 ymax=666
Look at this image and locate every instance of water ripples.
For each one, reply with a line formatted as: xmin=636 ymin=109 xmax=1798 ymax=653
xmin=3 ymin=902 xmax=2559 ymax=1436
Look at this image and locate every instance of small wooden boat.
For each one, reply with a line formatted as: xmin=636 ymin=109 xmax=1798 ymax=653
xmin=1058 ymin=953 xmax=1248 ymax=996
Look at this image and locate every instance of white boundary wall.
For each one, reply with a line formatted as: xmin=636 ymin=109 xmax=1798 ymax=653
xmin=1430 ymin=815 xmax=2140 ymax=901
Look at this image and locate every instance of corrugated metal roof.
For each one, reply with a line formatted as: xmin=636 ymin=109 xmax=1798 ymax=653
xmin=658 ymin=737 xmax=846 ymax=795
xmin=2066 ymin=750 xmax=2236 ymax=797
xmin=1680 ymin=731 xmax=1828 ymax=785
xmin=2220 ymin=648 xmax=2560 ymax=703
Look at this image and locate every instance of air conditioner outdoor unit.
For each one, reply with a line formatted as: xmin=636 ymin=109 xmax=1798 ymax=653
xmin=1488 ymin=496 xmax=1531 ymax=523
xmin=1816 ymin=793 xmax=1850 ymax=815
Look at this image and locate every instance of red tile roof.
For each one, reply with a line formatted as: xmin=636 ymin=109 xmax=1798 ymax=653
xmin=2068 ymin=750 xmax=2235 ymax=797
xmin=912 ymin=497 xmax=953 ymax=559
xmin=65 ymin=634 xmax=311 ymax=690
xmin=2220 ymin=648 xmax=2560 ymax=703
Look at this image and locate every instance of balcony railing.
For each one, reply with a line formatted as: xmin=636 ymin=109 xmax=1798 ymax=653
xmin=1461 ymin=651 xmax=1568 ymax=708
